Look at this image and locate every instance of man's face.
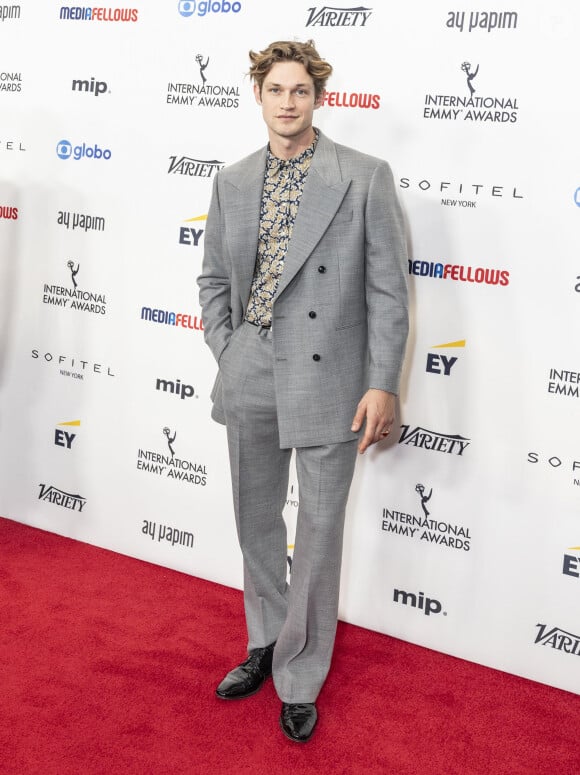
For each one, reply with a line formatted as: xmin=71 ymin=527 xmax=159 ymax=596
xmin=254 ymin=61 xmax=322 ymax=144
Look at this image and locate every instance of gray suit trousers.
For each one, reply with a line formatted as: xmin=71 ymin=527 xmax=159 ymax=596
xmin=220 ymin=322 xmax=357 ymax=703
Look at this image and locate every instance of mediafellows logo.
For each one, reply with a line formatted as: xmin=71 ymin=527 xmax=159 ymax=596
xmin=445 ymin=10 xmax=518 ymax=32
xmin=0 ymin=205 xmax=18 ymax=220
xmin=57 ymin=139 xmax=111 ymax=161
xmin=398 ymin=425 xmax=470 ymax=455
xmin=424 ymin=62 xmax=519 ymax=124
xmin=168 ymin=155 xmax=223 ymax=177
xmin=0 ymin=72 xmax=21 ymax=91
xmin=59 ymin=6 xmax=138 ymax=21
xmin=178 ymin=0 xmax=241 ymax=17
xmin=141 ymin=306 xmax=203 ymax=331
xmin=408 ymin=260 xmax=510 ymax=286
xmin=167 ymin=53 xmax=240 ymax=108
xmin=382 ymin=484 xmax=471 ymax=551
xmin=38 ymin=483 xmax=86 ymax=512
xmin=306 ymin=6 xmax=372 ymax=26
xmin=321 ymin=90 xmax=380 ymax=110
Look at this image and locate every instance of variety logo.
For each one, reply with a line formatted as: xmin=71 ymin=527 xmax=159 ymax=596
xmin=0 ymin=5 xmax=20 ymax=22
xmin=426 ymin=339 xmax=465 ymax=376
xmin=0 ymin=72 xmax=21 ymax=91
xmin=527 ymin=452 xmax=580 ymax=488
xmin=306 ymin=5 xmax=372 ymax=26
xmin=382 ymin=484 xmax=471 ymax=551
xmin=399 ymin=175 xmax=523 ymax=208
xmin=54 ymin=419 xmax=80 ymax=449
xmin=141 ymin=306 xmax=203 ymax=331
xmin=424 ymin=62 xmax=520 ymax=124
xmin=179 ymin=214 xmax=206 ymax=246
xmin=177 ymin=1 xmax=241 ymax=17
xmin=321 ymin=91 xmax=380 ymax=109
xmin=398 ymin=425 xmax=470 ymax=456
xmin=43 ymin=262 xmax=107 ymax=315
xmin=57 ymin=210 xmax=105 ymax=232
xmin=56 ymin=139 xmax=111 ymax=161
xmin=408 ymin=260 xmax=510 ymax=286
xmin=156 ymin=377 xmax=196 ymax=400
xmin=393 ymin=588 xmax=446 ymax=617
xmin=168 ymin=155 xmax=223 ymax=177
xmin=445 ymin=10 xmax=518 ymax=32
xmin=38 ymin=483 xmax=86 ymax=512
xmin=574 ymin=188 xmax=580 ymax=207
xmin=31 ymin=349 xmax=115 ymax=380
xmin=142 ymin=519 xmax=194 ymax=549
xmin=59 ymin=6 xmax=138 ymax=21
xmin=563 ymin=547 xmax=580 ymax=579
xmin=72 ymin=77 xmax=109 ymax=96
xmin=547 ymin=367 xmax=580 ymax=399
xmin=136 ymin=427 xmax=207 ymax=486
xmin=167 ymin=53 xmax=240 ymax=108
xmin=0 ymin=205 xmax=18 ymax=220
xmin=534 ymin=624 xmax=580 ymax=656
xmin=0 ymin=139 xmax=25 ymax=151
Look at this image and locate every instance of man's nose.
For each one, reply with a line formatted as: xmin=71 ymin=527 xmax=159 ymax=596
xmin=281 ymin=92 xmax=295 ymax=109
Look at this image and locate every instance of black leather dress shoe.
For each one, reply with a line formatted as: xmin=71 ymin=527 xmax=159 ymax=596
xmin=215 ymin=643 xmax=275 ymax=700
xmin=279 ymin=702 xmax=318 ymax=742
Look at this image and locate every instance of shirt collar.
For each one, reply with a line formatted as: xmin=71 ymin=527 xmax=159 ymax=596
xmin=266 ymin=128 xmax=319 ymax=172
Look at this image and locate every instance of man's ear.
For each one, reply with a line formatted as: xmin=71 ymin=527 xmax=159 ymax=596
xmin=314 ymin=89 xmax=325 ymax=110
xmin=253 ymin=82 xmax=262 ymax=105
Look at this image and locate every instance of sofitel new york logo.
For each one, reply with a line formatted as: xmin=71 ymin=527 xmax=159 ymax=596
xmin=305 ymin=6 xmax=372 ymax=26
xmin=167 ymin=53 xmax=240 ymax=108
xmin=382 ymin=484 xmax=471 ymax=551
xmin=136 ymin=427 xmax=207 ymax=485
xmin=424 ymin=62 xmax=519 ymax=123
xmin=43 ymin=262 xmax=107 ymax=315
xmin=31 ymin=348 xmax=115 ymax=380
xmin=398 ymin=425 xmax=470 ymax=455
xmin=38 ymin=483 xmax=86 ymax=512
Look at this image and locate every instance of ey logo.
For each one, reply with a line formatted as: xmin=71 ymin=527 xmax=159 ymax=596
xmin=179 ymin=214 xmax=207 ymax=246
xmin=563 ymin=547 xmax=580 ymax=578
xmin=426 ymin=339 xmax=465 ymax=376
xmin=54 ymin=420 xmax=80 ymax=449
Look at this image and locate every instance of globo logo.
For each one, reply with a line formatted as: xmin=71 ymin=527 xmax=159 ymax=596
xmin=56 ymin=140 xmax=112 ymax=161
xmin=177 ymin=0 xmax=241 ymax=17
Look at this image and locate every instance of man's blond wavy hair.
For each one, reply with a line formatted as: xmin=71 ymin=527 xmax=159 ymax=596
xmin=249 ymin=40 xmax=333 ymax=99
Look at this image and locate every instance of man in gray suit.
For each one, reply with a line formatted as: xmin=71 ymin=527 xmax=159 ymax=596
xmin=197 ymin=40 xmax=408 ymax=742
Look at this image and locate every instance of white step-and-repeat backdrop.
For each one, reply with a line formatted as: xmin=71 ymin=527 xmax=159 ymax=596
xmin=1 ymin=1 xmax=579 ymax=694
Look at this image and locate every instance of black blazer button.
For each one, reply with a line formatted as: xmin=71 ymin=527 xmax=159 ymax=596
xmin=312 ymin=353 xmax=321 ymax=362
xmin=308 ymin=311 xmax=317 ymax=319
xmin=318 ymin=265 xmax=326 ymax=273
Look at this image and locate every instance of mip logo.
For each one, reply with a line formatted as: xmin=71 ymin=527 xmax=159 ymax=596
xmin=178 ymin=0 xmax=241 ymax=17
xmin=56 ymin=139 xmax=112 ymax=161
xmin=574 ymin=187 xmax=580 ymax=207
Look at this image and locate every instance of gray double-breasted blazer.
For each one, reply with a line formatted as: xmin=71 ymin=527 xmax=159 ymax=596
xmin=197 ymin=130 xmax=409 ymax=448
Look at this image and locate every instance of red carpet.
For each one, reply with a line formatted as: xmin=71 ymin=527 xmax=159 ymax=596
xmin=1 ymin=516 xmax=579 ymax=775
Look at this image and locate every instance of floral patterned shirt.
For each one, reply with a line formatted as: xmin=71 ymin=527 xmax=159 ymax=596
xmin=244 ymin=131 xmax=319 ymax=327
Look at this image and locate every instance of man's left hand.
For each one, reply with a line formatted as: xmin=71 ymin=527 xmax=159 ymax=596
xmin=351 ymin=389 xmax=396 ymax=454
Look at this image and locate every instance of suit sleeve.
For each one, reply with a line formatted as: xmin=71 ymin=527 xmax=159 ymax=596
xmin=196 ymin=172 xmax=233 ymax=364
xmin=364 ymin=161 xmax=409 ymax=394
